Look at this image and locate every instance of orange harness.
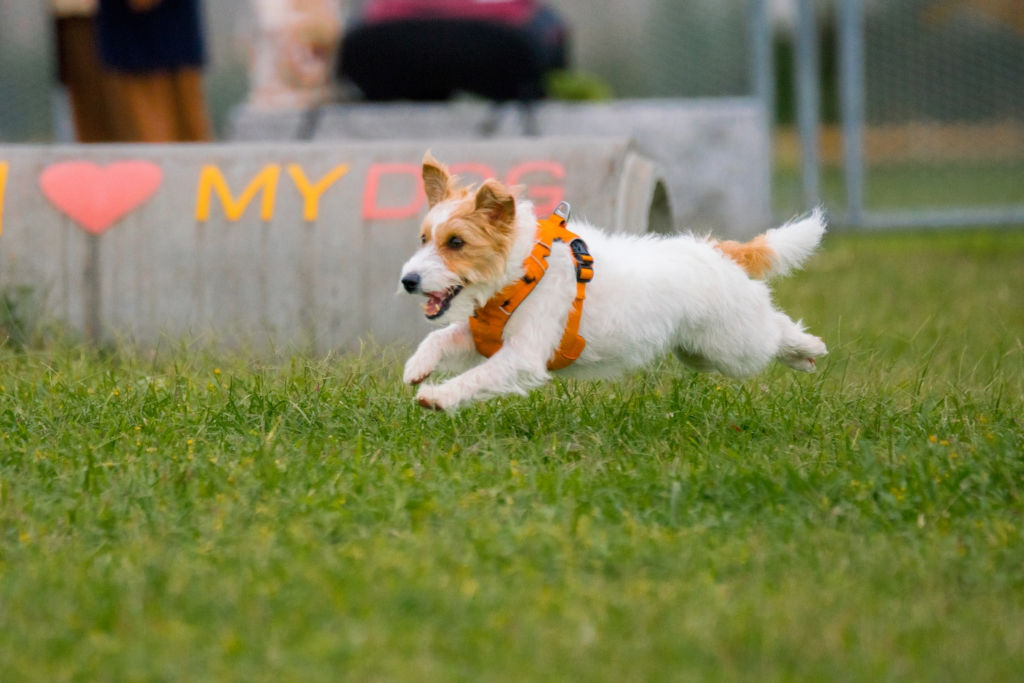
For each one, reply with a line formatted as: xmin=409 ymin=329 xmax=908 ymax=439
xmin=469 ymin=202 xmax=594 ymax=370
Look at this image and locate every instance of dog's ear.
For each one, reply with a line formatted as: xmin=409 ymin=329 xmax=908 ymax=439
xmin=422 ymin=151 xmax=451 ymax=208
xmin=474 ymin=180 xmax=516 ymax=225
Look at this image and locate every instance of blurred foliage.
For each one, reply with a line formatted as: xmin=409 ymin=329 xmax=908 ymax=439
xmin=544 ymin=70 xmax=613 ymax=102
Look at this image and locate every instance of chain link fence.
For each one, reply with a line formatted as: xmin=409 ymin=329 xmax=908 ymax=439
xmin=8 ymin=1 xmax=1016 ymax=228
xmin=559 ymin=0 xmax=756 ymax=99
xmin=856 ymin=0 xmax=1024 ymax=224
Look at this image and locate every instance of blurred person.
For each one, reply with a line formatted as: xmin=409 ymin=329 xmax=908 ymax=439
xmin=248 ymin=0 xmax=344 ymax=110
xmin=95 ymin=0 xmax=212 ymax=141
xmin=52 ymin=0 xmax=123 ymax=141
xmin=339 ymin=0 xmax=568 ymax=103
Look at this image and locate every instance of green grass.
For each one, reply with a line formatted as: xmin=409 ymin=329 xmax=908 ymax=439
xmin=2 ymin=228 xmax=1023 ymax=681
xmin=774 ymin=161 xmax=1024 ymax=217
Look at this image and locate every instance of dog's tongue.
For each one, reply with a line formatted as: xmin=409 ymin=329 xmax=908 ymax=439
xmin=424 ymin=292 xmax=445 ymax=317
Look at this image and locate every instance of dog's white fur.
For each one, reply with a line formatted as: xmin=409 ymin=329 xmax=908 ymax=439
xmin=399 ymin=155 xmax=827 ymax=411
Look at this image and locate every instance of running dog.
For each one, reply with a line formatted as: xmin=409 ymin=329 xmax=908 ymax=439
xmin=399 ymin=153 xmax=827 ymax=411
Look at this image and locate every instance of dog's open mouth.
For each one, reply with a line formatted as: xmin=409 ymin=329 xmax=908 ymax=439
xmin=423 ymin=285 xmax=463 ymax=320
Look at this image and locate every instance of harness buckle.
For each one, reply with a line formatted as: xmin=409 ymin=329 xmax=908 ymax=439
xmin=553 ymin=201 xmax=571 ymax=221
xmin=569 ymin=238 xmax=594 ymax=283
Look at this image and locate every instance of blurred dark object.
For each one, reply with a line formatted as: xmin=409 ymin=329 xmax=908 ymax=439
xmin=339 ymin=0 xmax=568 ymax=102
xmin=52 ymin=0 xmax=124 ymax=141
xmin=95 ymin=0 xmax=212 ymax=141
xmin=97 ymin=0 xmax=205 ymax=72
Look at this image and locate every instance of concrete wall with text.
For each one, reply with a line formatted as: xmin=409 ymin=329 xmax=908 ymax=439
xmin=231 ymin=99 xmax=771 ymax=237
xmin=0 ymin=138 xmax=666 ymax=350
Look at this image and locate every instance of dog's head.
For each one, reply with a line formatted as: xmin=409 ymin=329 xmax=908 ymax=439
xmin=398 ymin=152 xmax=520 ymax=323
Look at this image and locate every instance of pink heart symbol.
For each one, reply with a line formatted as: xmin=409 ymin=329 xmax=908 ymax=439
xmin=39 ymin=160 xmax=163 ymax=234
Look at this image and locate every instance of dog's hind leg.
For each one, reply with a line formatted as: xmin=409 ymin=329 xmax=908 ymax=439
xmin=674 ymin=347 xmax=719 ymax=373
xmin=774 ymin=313 xmax=827 ymax=372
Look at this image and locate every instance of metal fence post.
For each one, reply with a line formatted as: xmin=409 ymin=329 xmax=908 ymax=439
xmin=795 ymin=0 xmax=821 ymax=208
xmin=748 ymin=0 xmax=774 ymax=224
xmin=838 ymin=0 xmax=866 ymax=227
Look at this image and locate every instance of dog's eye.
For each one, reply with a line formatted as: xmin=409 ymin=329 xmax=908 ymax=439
xmin=420 ymin=234 xmax=428 ymax=245
xmin=447 ymin=235 xmax=465 ymax=250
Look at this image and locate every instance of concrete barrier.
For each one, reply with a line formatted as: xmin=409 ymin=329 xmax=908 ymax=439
xmin=0 ymin=138 xmax=667 ymax=350
xmin=230 ymin=98 xmax=771 ymax=236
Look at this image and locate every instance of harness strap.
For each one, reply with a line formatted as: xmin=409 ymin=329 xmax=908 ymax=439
xmin=469 ymin=202 xmax=593 ymax=370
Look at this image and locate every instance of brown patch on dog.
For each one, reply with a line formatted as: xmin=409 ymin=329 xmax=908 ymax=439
xmin=429 ymin=180 xmax=517 ymax=285
xmin=474 ymin=179 xmax=516 ymax=223
xmin=422 ymin=151 xmax=451 ymax=208
xmin=714 ymin=235 xmax=776 ymax=278
xmin=419 ymin=222 xmax=432 ymax=246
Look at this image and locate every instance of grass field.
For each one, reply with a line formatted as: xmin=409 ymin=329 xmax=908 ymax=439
xmin=773 ymin=161 xmax=1024 ymax=218
xmin=1 ymin=228 xmax=1023 ymax=681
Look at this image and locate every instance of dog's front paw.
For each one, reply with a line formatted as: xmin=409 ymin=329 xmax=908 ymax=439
xmin=403 ymin=352 xmax=436 ymax=385
xmin=415 ymin=384 xmax=461 ymax=412
xmin=417 ymin=395 xmax=444 ymax=411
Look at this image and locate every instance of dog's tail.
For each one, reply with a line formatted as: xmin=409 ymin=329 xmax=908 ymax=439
xmin=713 ymin=208 xmax=826 ymax=279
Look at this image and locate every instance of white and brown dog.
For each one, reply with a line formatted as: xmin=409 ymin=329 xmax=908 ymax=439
xmin=399 ymin=153 xmax=827 ymax=411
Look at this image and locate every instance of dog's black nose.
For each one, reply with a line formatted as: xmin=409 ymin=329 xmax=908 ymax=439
xmin=401 ymin=272 xmax=421 ymax=293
